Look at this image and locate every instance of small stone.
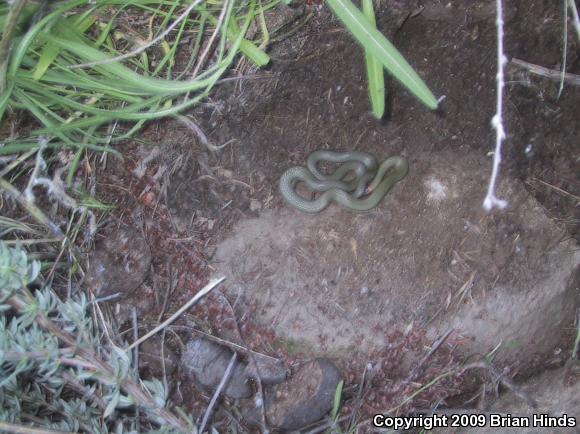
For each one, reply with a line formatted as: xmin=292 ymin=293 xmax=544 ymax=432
xmin=139 ymin=336 xmax=179 ymax=378
xmin=248 ymin=355 xmax=289 ymax=385
xmin=180 ymin=338 xmax=252 ymax=399
xmin=265 ymin=358 xmax=342 ymax=431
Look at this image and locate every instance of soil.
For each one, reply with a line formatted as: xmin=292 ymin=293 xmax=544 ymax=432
xmin=40 ymin=0 xmax=580 ymax=430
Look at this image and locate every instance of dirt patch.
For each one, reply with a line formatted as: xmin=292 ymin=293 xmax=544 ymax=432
xmin=212 ymin=149 xmax=579 ymax=364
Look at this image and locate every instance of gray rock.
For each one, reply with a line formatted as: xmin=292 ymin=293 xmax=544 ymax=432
xmin=265 ymin=358 xmax=342 ymax=431
xmin=139 ymin=336 xmax=179 ymax=378
xmin=248 ymin=354 xmax=289 ymax=385
xmin=180 ymin=338 xmax=252 ymax=399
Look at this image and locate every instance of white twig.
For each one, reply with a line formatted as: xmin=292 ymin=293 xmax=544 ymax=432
xmin=559 ymin=0 xmax=568 ymax=98
xmin=511 ymin=58 xmax=580 ymax=85
xmin=69 ymin=0 xmax=204 ymax=69
xmin=569 ymin=0 xmax=580 ymax=42
xmin=127 ymin=276 xmax=225 ymax=350
xmin=483 ymin=0 xmax=508 ymax=211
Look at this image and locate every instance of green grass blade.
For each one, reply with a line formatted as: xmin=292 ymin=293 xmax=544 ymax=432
xmin=325 ymin=0 xmax=438 ymax=109
xmin=226 ymin=16 xmax=270 ymax=67
xmin=362 ymin=0 xmax=384 ymax=118
xmin=33 ymin=42 xmax=61 ymax=81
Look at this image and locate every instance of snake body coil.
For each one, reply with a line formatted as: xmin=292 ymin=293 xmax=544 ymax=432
xmin=279 ymin=151 xmax=408 ymax=213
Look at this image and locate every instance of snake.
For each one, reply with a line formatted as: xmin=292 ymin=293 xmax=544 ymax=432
xmin=279 ymin=150 xmax=409 ymax=213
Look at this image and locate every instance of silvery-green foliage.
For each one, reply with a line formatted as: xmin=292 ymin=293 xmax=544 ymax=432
xmin=0 ymin=243 xmax=192 ymax=433
xmin=0 ymin=241 xmax=40 ymax=301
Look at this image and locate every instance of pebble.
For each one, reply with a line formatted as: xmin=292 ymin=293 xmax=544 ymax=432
xmin=243 ymin=358 xmax=342 ymax=432
xmin=180 ymin=338 xmax=252 ymax=399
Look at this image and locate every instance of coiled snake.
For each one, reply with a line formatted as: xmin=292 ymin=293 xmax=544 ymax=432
xmin=279 ymin=151 xmax=408 ymax=213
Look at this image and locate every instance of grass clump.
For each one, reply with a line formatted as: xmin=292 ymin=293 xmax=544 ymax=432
xmin=0 ymin=0 xmax=278 ymax=165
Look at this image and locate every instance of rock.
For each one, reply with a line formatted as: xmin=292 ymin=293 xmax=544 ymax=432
xmin=431 ymin=365 xmax=580 ymax=434
xmin=139 ymin=336 xmax=179 ymax=378
xmin=249 ymin=354 xmax=289 ymax=385
xmin=84 ymin=224 xmax=151 ymax=298
xmin=265 ymin=358 xmax=342 ymax=431
xmin=180 ymin=338 xmax=252 ymax=399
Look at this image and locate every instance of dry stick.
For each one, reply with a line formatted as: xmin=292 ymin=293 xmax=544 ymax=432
xmin=511 ymin=58 xmax=580 ymax=86
xmin=127 ymin=276 xmax=225 ymax=350
xmin=0 ymin=0 xmax=28 ymax=93
xmin=569 ymin=0 xmax=580 ymax=42
xmin=69 ymin=0 xmax=204 ymax=69
xmin=0 ymin=421 xmax=74 ymax=434
xmin=405 ymin=328 xmax=454 ymax=383
xmin=199 ymin=352 xmax=238 ymax=433
xmin=528 ymin=177 xmax=580 ymax=203
xmin=192 ymin=328 xmax=280 ymax=362
xmin=559 ymin=0 xmax=569 ymax=98
xmin=483 ymin=0 xmax=508 ymax=211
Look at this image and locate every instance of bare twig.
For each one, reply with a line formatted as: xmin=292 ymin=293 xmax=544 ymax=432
xmin=127 ymin=276 xmax=225 ymax=350
xmin=483 ymin=0 xmax=508 ymax=211
xmin=199 ymin=352 xmax=238 ymax=433
xmin=192 ymin=328 xmax=280 ymax=362
xmin=511 ymin=58 xmax=580 ymax=86
xmin=406 ymin=329 xmax=454 ymax=383
xmin=559 ymin=0 xmax=568 ymax=98
xmin=527 ymin=177 xmax=580 ymax=204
